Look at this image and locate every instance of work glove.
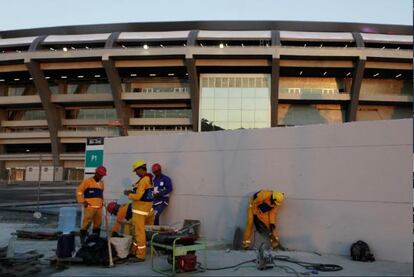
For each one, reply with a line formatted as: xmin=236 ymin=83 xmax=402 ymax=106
xmin=123 ymin=190 xmax=132 ymax=196
xmin=153 ymin=193 xmax=160 ymax=199
xmin=269 ymin=224 xmax=276 ymax=232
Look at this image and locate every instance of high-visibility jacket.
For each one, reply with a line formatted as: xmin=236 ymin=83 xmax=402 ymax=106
xmin=112 ymin=203 xmax=133 ymax=233
xmin=76 ymin=177 xmax=104 ymax=208
xmin=128 ymin=174 xmax=154 ymax=216
xmin=251 ymin=190 xmax=277 ymax=224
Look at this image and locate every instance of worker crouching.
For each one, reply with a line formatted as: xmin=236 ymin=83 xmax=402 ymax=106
xmin=124 ymin=160 xmax=154 ymax=262
xmin=76 ymin=166 xmax=107 ymax=245
xmin=242 ymin=190 xmax=284 ymax=250
xmin=107 ymin=202 xmax=134 ymax=237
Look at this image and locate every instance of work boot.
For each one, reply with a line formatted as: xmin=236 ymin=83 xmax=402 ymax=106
xmin=92 ymin=228 xmax=101 ymax=238
xmin=80 ymin=229 xmax=88 ymax=246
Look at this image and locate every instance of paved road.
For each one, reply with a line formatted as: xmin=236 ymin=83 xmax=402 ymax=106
xmin=0 ymin=183 xmax=76 ymax=206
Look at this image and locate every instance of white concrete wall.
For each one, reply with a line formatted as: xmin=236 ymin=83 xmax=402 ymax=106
xmin=103 ymin=119 xmax=413 ymax=263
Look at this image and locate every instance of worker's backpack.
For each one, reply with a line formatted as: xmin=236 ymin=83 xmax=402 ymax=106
xmin=56 ymin=233 xmax=75 ymax=258
xmin=350 ymin=240 xmax=375 ymax=262
xmin=75 ymin=235 xmax=116 ymax=265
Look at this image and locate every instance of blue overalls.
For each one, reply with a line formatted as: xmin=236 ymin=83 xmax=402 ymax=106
xmin=152 ymin=174 xmax=173 ymax=225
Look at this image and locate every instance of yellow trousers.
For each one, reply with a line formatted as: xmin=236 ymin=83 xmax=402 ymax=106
xmin=242 ymin=199 xmax=279 ymax=249
xmin=131 ymin=212 xmax=153 ymax=259
xmin=81 ymin=207 xmax=102 ymax=231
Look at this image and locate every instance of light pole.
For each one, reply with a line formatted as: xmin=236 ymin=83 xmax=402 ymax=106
xmin=33 ymin=153 xmax=42 ymax=219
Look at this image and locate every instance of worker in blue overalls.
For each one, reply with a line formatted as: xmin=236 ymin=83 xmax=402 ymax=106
xmin=151 ymin=163 xmax=173 ymax=225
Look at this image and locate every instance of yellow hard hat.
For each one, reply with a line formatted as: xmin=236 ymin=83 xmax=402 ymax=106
xmin=132 ymin=160 xmax=146 ymax=172
xmin=272 ymin=191 xmax=285 ymax=206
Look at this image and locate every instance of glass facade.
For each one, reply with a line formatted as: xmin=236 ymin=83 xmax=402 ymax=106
xmin=7 ymin=86 xmax=25 ymax=96
xmin=133 ymin=87 xmax=189 ymax=93
xmin=138 ymin=109 xmax=192 ymax=119
xmin=76 ymin=108 xmax=117 ymax=120
xmin=200 ymin=74 xmax=270 ymax=131
xmin=66 ymin=126 xmax=120 ymax=136
xmin=22 ymin=110 xmax=46 ymax=120
xmin=67 ymin=83 xmax=111 ymax=94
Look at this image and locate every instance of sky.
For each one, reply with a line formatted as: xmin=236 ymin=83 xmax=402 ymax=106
xmin=0 ymin=0 xmax=412 ymax=31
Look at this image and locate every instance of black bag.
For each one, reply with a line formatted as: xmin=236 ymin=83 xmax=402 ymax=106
xmin=75 ymin=235 xmax=116 ymax=265
xmin=350 ymin=240 xmax=375 ymax=262
xmin=56 ymin=233 xmax=75 ymax=258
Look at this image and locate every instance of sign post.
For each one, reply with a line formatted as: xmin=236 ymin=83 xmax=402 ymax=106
xmin=84 ymin=137 xmax=104 ymax=177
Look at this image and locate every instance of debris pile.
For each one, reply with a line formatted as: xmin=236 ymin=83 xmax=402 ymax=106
xmin=0 ymin=246 xmax=43 ymax=276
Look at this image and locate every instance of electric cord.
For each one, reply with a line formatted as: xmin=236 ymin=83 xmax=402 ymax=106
xmin=272 ymin=262 xmax=301 ymax=277
xmin=273 ymin=255 xmax=343 ymax=272
xmin=196 ymin=259 xmax=256 ymax=271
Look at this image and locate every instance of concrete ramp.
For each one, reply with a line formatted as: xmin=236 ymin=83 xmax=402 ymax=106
xmin=104 ymin=119 xmax=412 ymax=263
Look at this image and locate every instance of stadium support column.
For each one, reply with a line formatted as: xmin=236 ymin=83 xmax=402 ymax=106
xmin=271 ymin=31 xmax=281 ymax=127
xmin=271 ymin=55 xmax=280 ymax=127
xmin=102 ymin=56 xmax=129 ymax=136
xmin=185 ymin=55 xmax=200 ymax=132
xmin=347 ymin=57 xmax=366 ymax=122
xmin=25 ymin=59 xmax=62 ymax=167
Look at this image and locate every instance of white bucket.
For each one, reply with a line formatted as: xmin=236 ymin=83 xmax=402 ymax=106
xmin=110 ymin=235 xmax=132 ymax=259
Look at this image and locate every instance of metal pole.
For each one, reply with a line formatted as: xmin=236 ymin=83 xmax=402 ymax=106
xmin=36 ymin=154 xmax=42 ymax=213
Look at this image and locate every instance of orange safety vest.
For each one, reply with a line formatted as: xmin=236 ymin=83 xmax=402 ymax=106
xmin=128 ymin=174 xmax=153 ymax=216
xmin=76 ymin=177 xmax=104 ymax=208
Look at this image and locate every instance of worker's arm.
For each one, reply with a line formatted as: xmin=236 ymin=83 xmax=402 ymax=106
xmin=159 ymin=176 xmax=173 ymax=197
xmin=112 ymin=218 xmax=123 ymax=234
xmin=269 ymin=206 xmax=277 ymax=225
xmin=111 ymin=206 xmax=126 ymax=235
xmin=128 ymin=176 xmax=150 ymax=201
xmin=76 ymin=180 xmax=88 ymax=203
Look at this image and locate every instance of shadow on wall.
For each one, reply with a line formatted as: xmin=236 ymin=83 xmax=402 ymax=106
xmin=282 ymin=105 xmax=328 ymax=126
xmin=117 ymin=177 xmax=133 ymax=204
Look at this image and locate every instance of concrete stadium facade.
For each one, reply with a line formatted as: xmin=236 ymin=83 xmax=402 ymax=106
xmin=0 ymin=21 xmax=412 ymax=181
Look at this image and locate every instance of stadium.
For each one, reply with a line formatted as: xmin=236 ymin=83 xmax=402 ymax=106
xmin=0 ymin=20 xmax=411 ymax=181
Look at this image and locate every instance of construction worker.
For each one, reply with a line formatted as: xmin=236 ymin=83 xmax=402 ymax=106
xmin=76 ymin=166 xmax=107 ymax=245
xmin=107 ymin=201 xmax=134 ymax=237
xmin=242 ymin=190 xmax=285 ymax=250
xmin=151 ymin=163 xmax=173 ymax=225
xmin=123 ymin=160 xmax=154 ymax=262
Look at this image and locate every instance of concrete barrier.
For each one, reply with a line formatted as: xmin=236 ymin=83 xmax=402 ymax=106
xmin=103 ymin=119 xmax=412 ymax=263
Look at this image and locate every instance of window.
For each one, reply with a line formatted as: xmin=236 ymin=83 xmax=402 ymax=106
xmin=200 ymin=74 xmax=271 ymax=131
xmin=22 ymin=110 xmax=46 ymax=120
xmin=7 ymin=86 xmax=25 ymax=96
xmin=76 ymin=108 xmax=117 ymax=120
xmin=138 ymin=109 xmax=192 ymax=119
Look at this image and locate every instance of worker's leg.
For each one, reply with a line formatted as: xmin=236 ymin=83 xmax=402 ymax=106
xmin=132 ymin=213 xmax=147 ymax=260
xmin=80 ymin=207 xmax=94 ymax=244
xmin=153 ymin=204 xmax=167 ymax=225
xmin=242 ymin=199 xmax=254 ymax=249
xmin=145 ymin=210 xmax=154 ymax=225
xmin=257 ymin=212 xmax=279 ymax=249
xmin=92 ymin=208 xmax=102 ymax=237
xmin=270 ymin=228 xmax=280 ymax=249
